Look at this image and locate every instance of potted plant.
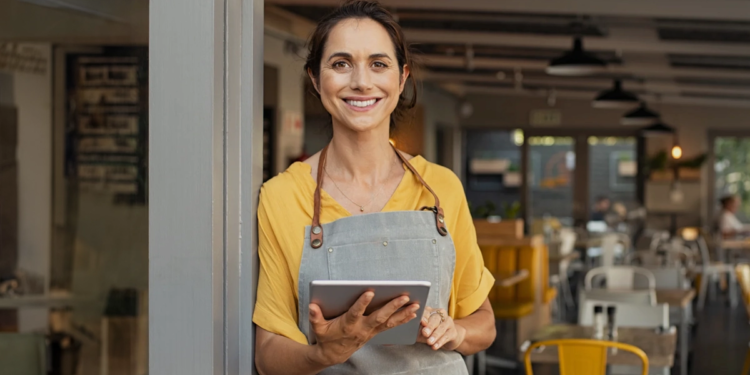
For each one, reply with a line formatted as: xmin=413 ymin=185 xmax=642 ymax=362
xmin=472 ymin=200 xmax=524 ymax=239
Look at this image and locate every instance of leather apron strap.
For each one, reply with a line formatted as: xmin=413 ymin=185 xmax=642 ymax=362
xmin=309 ymin=143 xmax=447 ymax=249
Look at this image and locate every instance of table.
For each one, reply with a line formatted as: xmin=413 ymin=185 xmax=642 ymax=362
xmin=523 ymin=324 xmax=677 ymax=368
xmin=658 ymin=289 xmax=696 ymax=375
xmin=494 ymin=270 xmax=529 ymax=288
xmin=721 ymin=239 xmax=750 ymax=251
xmin=591 ymin=289 xmax=695 ymax=375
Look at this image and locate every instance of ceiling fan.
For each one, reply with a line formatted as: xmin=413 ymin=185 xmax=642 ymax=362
xmin=17 ymin=0 xmax=123 ymax=22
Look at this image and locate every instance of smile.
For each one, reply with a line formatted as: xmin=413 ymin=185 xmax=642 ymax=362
xmin=343 ymin=98 xmax=381 ymax=111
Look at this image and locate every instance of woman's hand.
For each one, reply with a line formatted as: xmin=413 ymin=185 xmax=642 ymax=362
xmin=417 ymin=307 xmax=466 ymax=351
xmin=307 ymin=292 xmax=420 ymax=367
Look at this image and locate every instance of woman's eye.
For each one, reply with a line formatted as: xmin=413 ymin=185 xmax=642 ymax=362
xmin=373 ymin=61 xmax=388 ymax=68
xmin=332 ymin=61 xmax=350 ymax=69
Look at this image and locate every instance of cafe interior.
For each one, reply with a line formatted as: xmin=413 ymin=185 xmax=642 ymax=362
xmin=2 ymin=0 xmax=750 ymax=374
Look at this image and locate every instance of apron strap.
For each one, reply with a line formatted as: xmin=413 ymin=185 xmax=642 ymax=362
xmin=309 ymin=143 xmax=447 ymax=249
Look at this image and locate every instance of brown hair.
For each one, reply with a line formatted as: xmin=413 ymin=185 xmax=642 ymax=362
xmin=721 ymin=194 xmax=737 ymax=208
xmin=304 ymin=0 xmax=418 ymax=130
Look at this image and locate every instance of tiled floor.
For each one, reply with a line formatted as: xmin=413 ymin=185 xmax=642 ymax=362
xmin=484 ymin=296 xmax=749 ymax=375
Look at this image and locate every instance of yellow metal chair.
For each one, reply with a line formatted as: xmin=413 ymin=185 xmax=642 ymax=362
xmin=523 ymin=339 xmax=649 ymax=375
xmin=734 ymin=264 xmax=750 ymax=375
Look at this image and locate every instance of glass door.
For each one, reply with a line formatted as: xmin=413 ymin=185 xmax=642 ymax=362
xmin=587 ymin=136 xmax=639 ymax=224
xmin=527 ymin=136 xmax=576 ymax=227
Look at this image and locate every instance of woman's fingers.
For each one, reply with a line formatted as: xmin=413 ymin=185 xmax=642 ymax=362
xmin=432 ymin=327 xmax=455 ymax=350
xmin=367 ymin=296 xmax=410 ymax=329
xmin=345 ymin=291 xmax=374 ymax=325
xmin=426 ymin=318 xmax=451 ymax=347
xmin=383 ymin=304 xmax=419 ymax=329
xmin=309 ymin=303 xmax=329 ymax=336
xmin=421 ymin=311 xmax=443 ymax=338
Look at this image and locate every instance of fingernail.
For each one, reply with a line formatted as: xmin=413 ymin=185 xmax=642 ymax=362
xmin=428 ymin=337 xmax=435 ymax=344
xmin=433 ymin=344 xmax=440 ymax=350
xmin=401 ymin=297 xmax=410 ymax=303
xmin=411 ymin=305 xmax=420 ymax=312
xmin=423 ymin=328 xmax=431 ymax=336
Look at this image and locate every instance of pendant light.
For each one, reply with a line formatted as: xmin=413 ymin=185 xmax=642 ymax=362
xmin=546 ymin=37 xmax=607 ymax=76
xmin=640 ymin=122 xmax=675 ymax=137
xmin=592 ymin=80 xmax=639 ymax=109
xmin=621 ymin=103 xmax=660 ymax=126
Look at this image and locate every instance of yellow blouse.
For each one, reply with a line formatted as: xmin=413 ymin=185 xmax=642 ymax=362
xmin=253 ymin=156 xmax=495 ymax=345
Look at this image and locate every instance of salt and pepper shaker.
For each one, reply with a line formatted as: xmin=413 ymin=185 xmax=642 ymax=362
xmin=607 ymin=305 xmax=618 ymax=340
xmin=593 ymin=305 xmax=605 ymax=339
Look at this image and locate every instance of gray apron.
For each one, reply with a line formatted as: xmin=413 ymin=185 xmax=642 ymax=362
xmin=297 ymin=144 xmax=469 ymax=375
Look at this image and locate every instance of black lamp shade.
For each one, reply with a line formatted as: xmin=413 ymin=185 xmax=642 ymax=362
xmin=621 ymin=103 xmax=660 ymax=126
xmin=592 ymin=80 xmax=639 ymax=109
xmin=640 ymin=122 xmax=676 ymax=137
xmin=546 ymin=37 xmax=607 ymax=76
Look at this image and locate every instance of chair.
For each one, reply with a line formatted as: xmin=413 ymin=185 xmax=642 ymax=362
xmin=579 ymin=300 xmax=669 ymax=328
xmin=550 ymin=228 xmax=578 ymax=320
xmin=578 ymin=299 xmax=669 ymax=375
xmin=735 ymin=264 xmax=750 ymax=375
xmin=695 ymin=235 xmax=737 ymax=310
xmin=523 ymin=339 xmax=649 ymax=375
xmin=586 ymin=233 xmax=625 ymax=268
xmin=580 ymin=289 xmax=657 ymax=306
xmin=585 ymin=266 xmax=657 ymax=291
xmin=633 ymin=267 xmax=690 ymax=290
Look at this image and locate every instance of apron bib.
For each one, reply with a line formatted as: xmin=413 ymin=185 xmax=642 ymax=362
xmin=296 ymin=144 xmax=469 ymax=375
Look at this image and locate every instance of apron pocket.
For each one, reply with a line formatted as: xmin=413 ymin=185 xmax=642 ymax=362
xmin=326 ymin=238 xmax=441 ymax=307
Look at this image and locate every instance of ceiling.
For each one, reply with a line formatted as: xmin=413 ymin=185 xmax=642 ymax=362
xmin=267 ymin=0 xmax=750 ymax=108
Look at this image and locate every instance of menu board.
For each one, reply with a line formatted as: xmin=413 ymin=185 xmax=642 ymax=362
xmin=66 ymin=48 xmax=148 ymax=204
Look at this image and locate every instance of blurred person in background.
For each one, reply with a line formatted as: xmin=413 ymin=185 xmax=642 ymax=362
xmin=716 ymin=194 xmax=750 ymax=238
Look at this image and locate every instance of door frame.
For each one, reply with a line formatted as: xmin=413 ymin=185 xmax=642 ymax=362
xmin=149 ymin=0 xmax=264 ymax=374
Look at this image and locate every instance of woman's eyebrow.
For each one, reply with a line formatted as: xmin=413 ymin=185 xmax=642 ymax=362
xmin=326 ymin=52 xmax=352 ymax=62
xmin=326 ymin=52 xmax=393 ymax=61
xmin=369 ymin=53 xmax=392 ymax=60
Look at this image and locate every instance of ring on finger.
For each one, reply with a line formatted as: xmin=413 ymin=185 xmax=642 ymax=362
xmin=429 ymin=309 xmax=446 ymax=323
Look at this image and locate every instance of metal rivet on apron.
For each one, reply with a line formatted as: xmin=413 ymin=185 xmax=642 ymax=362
xmin=328 ymin=248 xmax=333 ymax=253
xmin=312 ymin=239 xmax=321 ymax=248
xmin=432 ymin=239 xmax=437 ymax=244
xmin=312 ymin=226 xmax=321 ymax=235
xmin=438 ymin=215 xmax=445 ymax=224
xmin=383 ymin=241 xmax=388 ymax=246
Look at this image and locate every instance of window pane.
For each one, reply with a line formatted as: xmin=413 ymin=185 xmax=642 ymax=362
xmin=463 ymin=130 xmax=522 ymax=219
xmin=715 ymin=136 xmax=750 ymax=221
xmin=528 ymin=136 xmax=575 ymax=226
xmin=588 ymin=136 xmax=638 ymax=221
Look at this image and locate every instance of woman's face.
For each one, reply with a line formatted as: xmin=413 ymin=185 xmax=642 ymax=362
xmin=312 ymin=18 xmax=409 ymax=134
xmin=729 ymin=197 xmax=740 ymax=213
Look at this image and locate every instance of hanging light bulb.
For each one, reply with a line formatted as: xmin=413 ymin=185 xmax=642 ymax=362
xmin=672 ymin=144 xmax=683 ymax=159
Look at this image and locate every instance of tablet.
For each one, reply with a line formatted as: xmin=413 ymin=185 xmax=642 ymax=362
xmin=309 ymin=280 xmax=431 ymax=345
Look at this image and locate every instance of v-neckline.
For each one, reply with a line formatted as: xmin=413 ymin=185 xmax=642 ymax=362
xmin=299 ymin=156 xmax=423 ymax=217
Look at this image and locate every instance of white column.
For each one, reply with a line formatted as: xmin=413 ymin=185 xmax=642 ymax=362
xmin=149 ymin=0 xmax=262 ymax=373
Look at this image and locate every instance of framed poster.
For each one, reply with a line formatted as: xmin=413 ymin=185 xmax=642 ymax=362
xmin=66 ymin=47 xmax=148 ymax=204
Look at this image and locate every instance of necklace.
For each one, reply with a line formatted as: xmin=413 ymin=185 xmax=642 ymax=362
xmin=324 ymin=168 xmax=378 ymax=212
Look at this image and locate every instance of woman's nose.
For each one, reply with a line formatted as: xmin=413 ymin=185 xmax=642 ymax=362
xmin=350 ymin=65 xmax=373 ymax=91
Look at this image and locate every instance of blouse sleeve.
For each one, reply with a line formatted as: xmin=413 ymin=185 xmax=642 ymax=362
xmin=252 ymin=187 xmax=309 ymax=345
xmin=449 ymin=184 xmax=495 ymax=319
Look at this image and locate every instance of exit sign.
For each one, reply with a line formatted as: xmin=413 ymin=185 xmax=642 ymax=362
xmin=529 ymin=109 xmax=562 ymax=127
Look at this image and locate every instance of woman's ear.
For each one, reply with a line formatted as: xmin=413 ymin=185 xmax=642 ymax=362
xmin=399 ymin=65 xmax=411 ymax=94
xmin=307 ymin=68 xmax=320 ymax=94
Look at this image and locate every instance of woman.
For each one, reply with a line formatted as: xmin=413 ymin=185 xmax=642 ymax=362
xmin=717 ymin=194 xmax=750 ymax=238
xmin=253 ymin=1 xmax=496 ymax=374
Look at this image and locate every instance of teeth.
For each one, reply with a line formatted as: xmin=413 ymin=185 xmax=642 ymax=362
xmin=347 ymin=99 xmax=377 ymax=107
